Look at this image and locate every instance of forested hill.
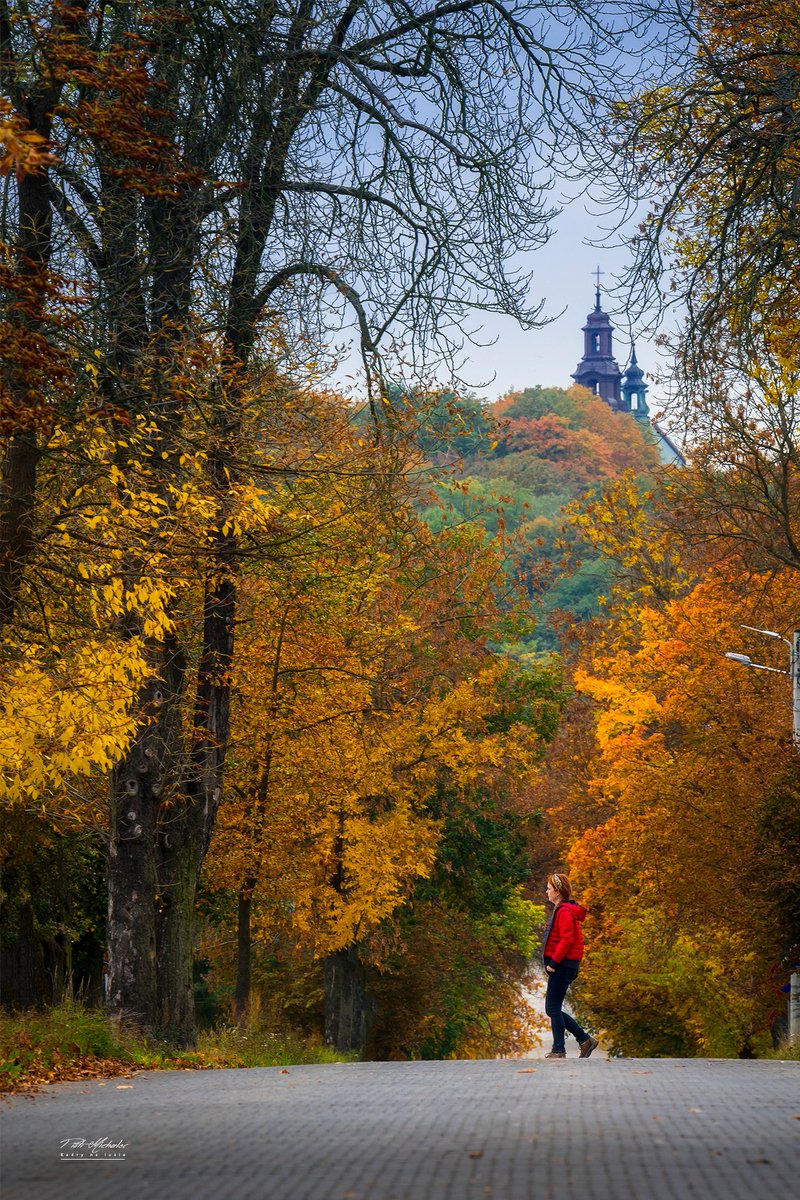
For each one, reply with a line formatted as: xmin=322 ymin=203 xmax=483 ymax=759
xmin=419 ymin=384 xmax=661 ymax=651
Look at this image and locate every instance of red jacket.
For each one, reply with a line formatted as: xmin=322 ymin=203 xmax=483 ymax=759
xmin=543 ymin=900 xmax=586 ymax=966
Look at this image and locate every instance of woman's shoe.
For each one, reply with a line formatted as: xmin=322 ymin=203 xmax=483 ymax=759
xmin=579 ymin=1036 xmax=599 ymax=1058
xmin=544 ymin=1051 xmax=566 ymax=1058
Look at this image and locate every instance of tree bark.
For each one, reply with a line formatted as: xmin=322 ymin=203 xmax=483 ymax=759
xmin=106 ymin=681 xmax=161 ymax=1028
xmin=155 ymin=822 xmax=199 ymax=1046
xmin=234 ymin=879 xmax=256 ymax=1023
xmin=0 ymin=433 xmax=40 ymax=632
xmin=324 ymin=945 xmax=374 ymax=1054
xmin=142 ymin=565 xmax=235 ymax=1046
xmin=0 ymin=96 xmax=52 ymax=631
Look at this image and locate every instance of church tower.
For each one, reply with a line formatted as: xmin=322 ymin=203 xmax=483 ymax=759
xmin=571 ymin=275 xmax=622 ymax=408
xmin=621 ymin=344 xmax=649 ymax=421
xmin=569 ymin=280 xmax=685 ymax=464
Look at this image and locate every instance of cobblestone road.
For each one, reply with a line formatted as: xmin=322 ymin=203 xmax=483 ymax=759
xmin=2 ymin=1057 xmax=798 ymax=1200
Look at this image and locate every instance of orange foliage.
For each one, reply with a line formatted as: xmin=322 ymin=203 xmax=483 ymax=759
xmin=0 ymin=97 xmax=55 ymax=178
xmin=205 ymin=466 xmax=545 ymax=958
xmin=488 ymin=386 xmax=659 ymax=496
xmin=559 ymin=569 xmax=799 ymax=1055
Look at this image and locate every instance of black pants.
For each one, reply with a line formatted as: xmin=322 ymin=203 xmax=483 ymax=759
xmin=544 ymin=962 xmax=588 ymax=1053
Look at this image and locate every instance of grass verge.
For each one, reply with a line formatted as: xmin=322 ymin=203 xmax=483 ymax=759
xmin=0 ymin=1002 xmax=353 ymax=1094
xmin=762 ymin=1039 xmax=800 ymax=1061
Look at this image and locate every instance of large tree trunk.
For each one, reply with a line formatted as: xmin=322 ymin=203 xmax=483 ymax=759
xmin=146 ymin=567 xmax=235 ymax=1047
xmin=0 ymin=85 xmax=57 ymax=632
xmin=107 ymin=630 xmax=187 ymax=1031
xmin=324 ymin=945 xmax=374 ymax=1054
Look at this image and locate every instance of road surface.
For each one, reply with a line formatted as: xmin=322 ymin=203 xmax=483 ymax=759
xmin=1 ymin=1057 xmax=798 ymax=1199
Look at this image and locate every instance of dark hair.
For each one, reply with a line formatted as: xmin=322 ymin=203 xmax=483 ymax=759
xmin=548 ymin=872 xmax=571 ymax=900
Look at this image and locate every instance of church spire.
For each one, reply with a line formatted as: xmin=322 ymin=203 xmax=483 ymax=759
xmin=622 ymin=341 xmax=649 ymax=419
xmin=571 ymin=276 xmax=621 ymax=408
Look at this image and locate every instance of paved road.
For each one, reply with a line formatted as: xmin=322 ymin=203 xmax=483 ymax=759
xmin=2 ymin=1058 xmax=798 ymax=1200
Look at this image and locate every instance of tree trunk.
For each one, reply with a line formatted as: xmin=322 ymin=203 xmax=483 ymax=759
xmin=147 ymin=570 xmax=235 ymax=1046
xmin=0 ymin=433 xmax=40 ymax=633
xmin=155 ymin=825 xmax=200 ymax=1047
xmin=107 ymin=700 xmax=159 ymax=1028
xmin=234 ymin=881 xmax=255 ymax=1023
xmin=324 ymin=945 xmax=374 ymax=1054
xmin=0 ymin=898 xmax=45 ymax=1009
xmin=0 ymin=94 xmax=53 ymax=632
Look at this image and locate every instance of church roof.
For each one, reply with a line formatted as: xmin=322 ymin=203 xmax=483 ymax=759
xmin=652 ymin=422 xmax=686 ymax=467
xmin=622 ymin=345 xmax=645 ymax=384
xmin=585 ymin=287 xmax=610 ymax=321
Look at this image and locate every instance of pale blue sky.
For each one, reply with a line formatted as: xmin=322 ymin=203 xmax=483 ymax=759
xmin=456 ymin=195 xmax=674 ymax=416
xmin=331 ymin=190 xmax=680 ymax=428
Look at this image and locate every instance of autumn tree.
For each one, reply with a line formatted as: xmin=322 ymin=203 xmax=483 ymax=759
xmin=201 ymin=391 xmax=559 ymax=1050
xmin=568 ymin=573 xmax=800 ymax=1055
xmin=614 ymin=0 xmax=799 ymax=574
xmin=0 ymin=6 xmax=80 ymax=628
xmin=423 ymin=384 xmax=662 ymax=650
xmin=625 ymin=0 xmax=799 ymax=373
xmin=535 ymin=454 xmax=799 ymax=1056
xmin=2 ymin=1 xmax=673 ymax=1045
xmin=490 ymin=385 xmax=660 ymax=494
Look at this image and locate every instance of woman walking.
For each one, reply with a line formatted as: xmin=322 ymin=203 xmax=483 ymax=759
xmin=542 ymin=872 xmax=598 ymax=1059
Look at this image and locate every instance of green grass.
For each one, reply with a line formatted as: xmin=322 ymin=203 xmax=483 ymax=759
xmin=762 ymin=1039 xmax=800 ymax=1061
xmin=196 ymin=1023 xmax=352 ymax=1068
xmin=0 ymin=1001 xmax=354 ymax=1092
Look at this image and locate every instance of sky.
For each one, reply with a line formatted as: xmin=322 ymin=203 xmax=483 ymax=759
xmin=327 ymin=161 xmax=685 ymax=434
xmin=454 ymin=194 xmax=674 ymax=417
xmin=330 ymin=190 xmax=680 ymax=427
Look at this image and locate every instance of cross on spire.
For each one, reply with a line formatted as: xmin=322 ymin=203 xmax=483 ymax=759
xmin=593 ymin=265 xmax=604 ymax=310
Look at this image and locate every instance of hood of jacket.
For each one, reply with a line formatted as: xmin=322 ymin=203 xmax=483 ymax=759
xmin=562 ymin=899 xmax=587 ymax=922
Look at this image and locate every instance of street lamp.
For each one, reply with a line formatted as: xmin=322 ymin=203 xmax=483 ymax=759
xmin=724 ymin=625 xmax=800 ymax=747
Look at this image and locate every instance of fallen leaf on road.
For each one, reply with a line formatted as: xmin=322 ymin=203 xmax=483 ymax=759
xmin=280 ymin=1069 xmax=290 ymax=1075
xmin=116 ymin=1085 xmax=133 ymax=1089
xmin=469 ymin=1150 xmax=484 ymax=1159
xmin=517 ymin=1069 xmax=537 ymax=1074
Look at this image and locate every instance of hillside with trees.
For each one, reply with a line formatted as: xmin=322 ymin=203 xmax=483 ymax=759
xmin=421 ymin=384 xmax=661 ymax=651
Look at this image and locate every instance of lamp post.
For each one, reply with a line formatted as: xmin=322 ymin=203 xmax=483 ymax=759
xmin=724 ymin=625 xmax=800 ymax=747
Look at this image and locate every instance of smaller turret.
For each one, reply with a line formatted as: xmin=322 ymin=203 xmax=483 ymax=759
xmin=621 ymin=344 xmax=649 ymax=420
